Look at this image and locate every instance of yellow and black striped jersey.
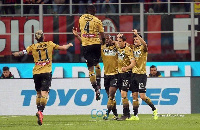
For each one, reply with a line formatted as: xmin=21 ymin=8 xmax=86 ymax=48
xmin=132 ymin=44 xmax=147 ymax=74
xmin=117 ymin=44 xmax=133 ymax=73
xmin=79 ymin=14 xmax=104 ymax=46
xmin=101 ymin=44 xmax=118 ymax=75
xmin=26 ymin=41 xmax=59 ymax=75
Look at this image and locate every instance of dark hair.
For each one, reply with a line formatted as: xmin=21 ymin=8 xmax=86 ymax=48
xmin=133 ymin=34 xmax=142 ymax=38
xmin=86 ymin=4 xmax=96 ymax=14
xmin=150 ymin=65 xmax=157 ymax=69
xmin=3 ymin=67 xmax=9 ymax=71
xmin=119 ymin=35 xmax=126 ymax=41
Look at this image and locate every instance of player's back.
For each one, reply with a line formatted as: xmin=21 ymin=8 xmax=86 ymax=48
xmin=27 ymin=41 xmax=59 ymax=75
xmin=79 ymin=14 xmax=104 ymax=46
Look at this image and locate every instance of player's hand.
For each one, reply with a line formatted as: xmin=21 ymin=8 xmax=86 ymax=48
xmin=117 ymin=33 xmax=123 ymax=38
xmin=132 ymin=29 xmax=137 ymax=35
xmin=121 ymin=67 xmax=127 ymax=72
xmin=68 ymin=43 xmax=73 ymax=47
xmin=72 ymin=27 xmax=78 ymax=37
xmin=12 ymin=52 xmax=20 ymax=57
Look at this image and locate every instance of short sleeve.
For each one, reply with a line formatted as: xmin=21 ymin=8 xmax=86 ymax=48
xmin=98 ymin=20 xmax=104 ymax=33
xmin=49 ymin=41 xmax=60 ymax=50
xmin=26 ymin=45 xmax=32 ymax=53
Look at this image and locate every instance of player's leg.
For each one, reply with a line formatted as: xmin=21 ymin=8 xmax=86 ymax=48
xmin=83 ymin=45 xmax=100 ymax=100
xmin=109 ymin=74 xmax=119 ymax=119
xmin=117 ymin=90 xmax=130 ymax=121
xmin=110 ymin=87 xmax=118 ymax=120
xmin=95 ymin=63 xmax=101 ymax=89
xmin=34 ymin=74 xmax=41 ymax=111
xmin=127 ymin=73 xmax=139 ymax=121
xmin=126 ymin=92 xmax=139 ymax=121
xmin=117 ymin=73 xmax=131 ymax=121
xmin=139 ymin=74 xmax=158 ymax=120
xmin=88 ymin=66 xmax=100 ymax=100
xmin=93 ymin=44 xmax=102 ymax=100
xmin=33 ymin=74 xmax=43 ymax=125
xmin=103 ymin=75 xmax=110 ymax=120
xmin=36 ymin=73 xmax=52 ymax=125
xmin=39 ymin=73 xmax=51 ymax=112
xmin=94 ymin=44 xmax=101 ymax=90
xmin=140 ymin=93 xmax=158 ymax=120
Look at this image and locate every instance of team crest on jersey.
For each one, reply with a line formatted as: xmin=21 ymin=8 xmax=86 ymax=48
xmin=118 ymin=50 xmax=125 ymax=60
xmin=133 ymin=50 xmax=141 ymax=58
xmin=103 ymin=49 xmax=117 ymax=56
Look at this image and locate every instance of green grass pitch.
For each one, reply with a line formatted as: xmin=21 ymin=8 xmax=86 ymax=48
xmin=0 ymin=114 xmax=200 ymax=130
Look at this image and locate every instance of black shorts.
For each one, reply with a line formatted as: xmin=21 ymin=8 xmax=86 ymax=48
xmin=33 ymin=72 xmax=52 ymax=91
xmin=130 ymin=73 xmax=147 ymax=93
xmin=104 ymin=74 xmax=118 ymax=91
xmin=118 ymin=72 xmax=131 ymax=92
xmin=83 ymin=44 xmax=101 ymax=67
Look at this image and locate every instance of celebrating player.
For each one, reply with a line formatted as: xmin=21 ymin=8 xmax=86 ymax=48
xmin=127 ymin=29 xmax=158 ymax=121
xmin=116 ymin=35 xmax=136 ymax=121
xmin=101 ymin=35 xmax=119 ymax=120
xmin=78 ymin=4 xmax=105 ymax=101
xmin=73 ymin=28 xmax=119 ymax=119
xmin=13 ymin=30 xmax=73 ymax=125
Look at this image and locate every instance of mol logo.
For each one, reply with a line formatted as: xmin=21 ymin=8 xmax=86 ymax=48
xmin=21 ymin=88 xmax=180 ymax=106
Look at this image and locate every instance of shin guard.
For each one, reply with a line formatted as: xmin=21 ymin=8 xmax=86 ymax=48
xmin=122 ymin=98 xmax=130 ymax=116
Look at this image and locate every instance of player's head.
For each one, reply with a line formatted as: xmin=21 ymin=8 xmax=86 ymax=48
xmin=150 ymin=65 xmax=157 ymax=76
xmin=118 ymin=35 xmax=126 ymax=47
xmin=105 ymin=34 xmax=113 ymax=45
xmin=86 ymin=4 xmax=96 ymax=15
xmin=35 ymin=30 xmax=44 ymax=42
xmin=117 ymin=33 xmax=124 ymax=41
xmin=2 ymin=66 xmax=10 ymax=78
xmin=133 ymin=34 xmax=142 ymax=46
xmin=118 ymin=35 xmax=126 ymax=42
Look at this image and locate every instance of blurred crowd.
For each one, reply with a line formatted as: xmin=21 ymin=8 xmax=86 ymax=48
xmin=0 ymin=0 xmax=193 ymax=15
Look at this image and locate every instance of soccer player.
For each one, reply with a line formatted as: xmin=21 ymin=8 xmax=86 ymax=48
xmin=73 ymin=29 xmax=119 ymax=120
xmin=127 ymin=29 xmax=158 ymax=121
xmin=101 ymin=35 xmax=119 ymax=120
xmin=0 ymin=66 xmax=14 ymax=79
xmin=79 ymin=4 xmax=105 ymax=101
xmin=13 ymin=30 xmax=73 ymax=125
xmin=116 ymin=35 xmax=136 ymax=121
xmin=149 ymin=65 xmax=162 ymax=77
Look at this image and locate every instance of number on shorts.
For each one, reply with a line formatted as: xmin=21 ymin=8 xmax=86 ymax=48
xmin=139 ymin=83 xmax=145 ymax=89
xmin=122 ymin=79 xmax=129 ymax=87
xmin=113 ymin=79 xmax=118 ymax=86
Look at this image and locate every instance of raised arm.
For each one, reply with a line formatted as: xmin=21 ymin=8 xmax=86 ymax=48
xmin=12 ymin=50 xmax=27 ymax=57
xmin=132 ymin=29 xmax=147 ymax=51
xmin=100 ymin=32 xmax=105 ymax=44
xmin=57 ymin=43 xmax=73 ymax=50
xmin=72 ymin=27 xmax=82 ymax=43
